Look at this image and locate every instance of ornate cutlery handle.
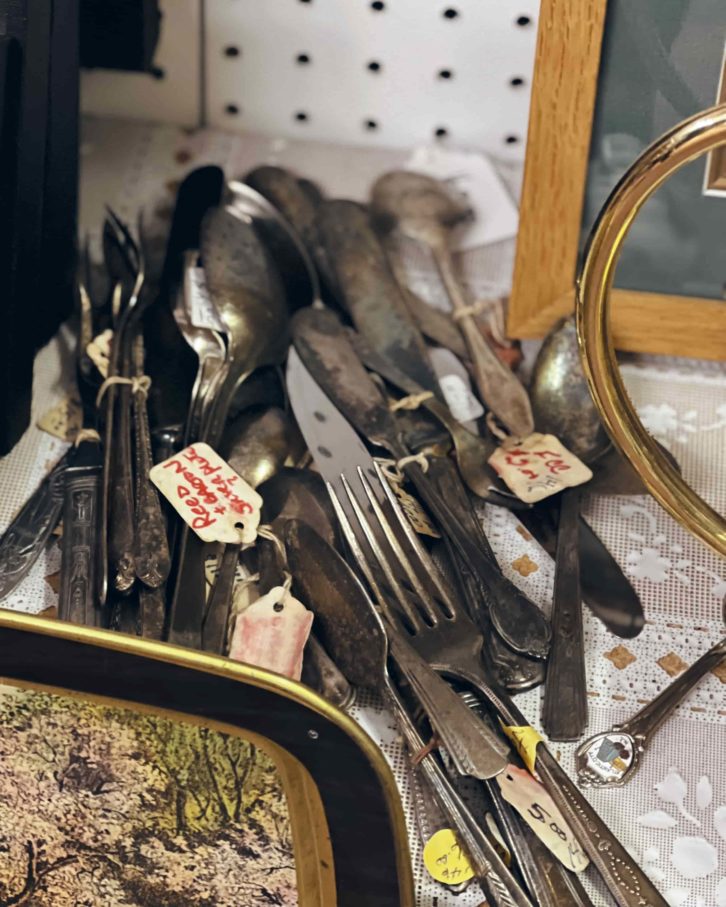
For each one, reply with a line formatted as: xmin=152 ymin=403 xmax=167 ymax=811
xmin=132 ymin=339 xmax=171 ymax=589
xmin=387 ymin=682 xmax=534 ymax=907
xmin=388 ymin=630 xmax=508 ymax=780
xmin=541 ymin=488 xmax=588 ymax=741
xmin=619 ymin=635 xmax=726 ymax=744
xmin=108 ymin=381 xmax=136 ymax=594
xmin=482 ymin=686 xmax=668 ymax=907
xmin=432 ymin=246 xmax=534 ymax=439
xmin=58 ymin=446 xmax=101 ymax=626
xmin=0 ymin=448 xmax=72 ymax=600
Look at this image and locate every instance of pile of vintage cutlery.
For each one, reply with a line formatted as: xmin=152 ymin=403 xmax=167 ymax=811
xmin=2 ymin=162 xmax=723 ymax=907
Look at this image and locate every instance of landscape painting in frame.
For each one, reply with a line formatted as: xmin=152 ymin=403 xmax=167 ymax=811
xmin=0 ymin=683 xmax=297 ymax=906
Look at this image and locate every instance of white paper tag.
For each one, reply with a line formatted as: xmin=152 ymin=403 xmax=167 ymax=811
xmin=378 ymin=461 xmax=440 ymax=538
xmin=228 ymin=586 xmax=313 ymax=680
xmin=439 ymin=374 xmax=484 ymax=423
xmin=488 ymin=433 xmax=592 ymax=504
xmin=496 ymin=764 xmax=589 ymax=873
xmin=185 ymin=266 xmax=227 ymax=334
xmin=86 ymin=329 xmax=113 ymax=379
xmin=37 ymin=395 xmax=83 ymax=442
xmin=150 ymin=443 xmax=262 ymax=544
xmin=405 ymin=146 xmax=519 ymax=250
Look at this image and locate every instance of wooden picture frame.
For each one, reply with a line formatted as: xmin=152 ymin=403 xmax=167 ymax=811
xmin=508 ymin=0 xmax=726 ymax=360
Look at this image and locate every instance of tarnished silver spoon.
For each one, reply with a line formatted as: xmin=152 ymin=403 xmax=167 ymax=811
xmin=576 ymin=597 xmax=726 ymax=787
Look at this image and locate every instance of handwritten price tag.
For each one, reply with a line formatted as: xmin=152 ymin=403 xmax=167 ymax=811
xmin=150 ymin=443 xmax=262 ymax=544
xmin=229 ymin=586 xmax=313 ymax=681
xmin=423 ymin=828 xmax=475 ymax=885
xmin=496 ymin=764 xmax=589 ymax=872
xmin=488 ymin=433 xmax=592 ymax=503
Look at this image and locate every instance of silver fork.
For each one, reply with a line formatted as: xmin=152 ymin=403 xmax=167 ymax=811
xmin=329 ymin=465 xmax=508 ymax=780
xmin=330 ymin=465 xmax=668 ymax=907
xmin=333 ymin=462 xmax=529 ymax=708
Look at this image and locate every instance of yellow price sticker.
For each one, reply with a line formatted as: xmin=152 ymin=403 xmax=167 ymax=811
xmin=500 ymin=723 xmax=543 ymax=774
xmin=423 ymin=828 xmax=475 ymax=885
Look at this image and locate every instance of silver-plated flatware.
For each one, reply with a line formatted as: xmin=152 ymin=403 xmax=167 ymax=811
xmin=370 ymin=171 xmax=534 ymax=438
xmin=576 ymin=597 xmax=726 ymax=787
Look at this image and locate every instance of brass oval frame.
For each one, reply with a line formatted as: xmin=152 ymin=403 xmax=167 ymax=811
xmin=576 ymin=103 xmax=726 ymax=558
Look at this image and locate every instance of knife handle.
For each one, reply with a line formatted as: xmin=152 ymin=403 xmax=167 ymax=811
xmin=59 ymin=446 xmax=102 ymax=626
xmin=0 ymin=448 xmax=71 ymax=600
xmin=541 ymin=487 xmax=588 ymax=741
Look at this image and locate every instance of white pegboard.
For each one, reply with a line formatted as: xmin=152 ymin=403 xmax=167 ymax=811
xmin=82 ymin=0 xmax=539 ymax=157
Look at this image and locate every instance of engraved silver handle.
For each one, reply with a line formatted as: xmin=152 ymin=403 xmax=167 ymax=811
xmin=0 ymin=448 xmax=72 ymax=600
xmin=132 ymin=334 xmax=171 ymax=589
xmin=619 ymin=635 xmax=726 ymax=745
xmin=58 ymin=449 xmax=101 ymax=626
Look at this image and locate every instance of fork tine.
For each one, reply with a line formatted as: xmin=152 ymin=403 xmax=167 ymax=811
xmin=326 ymin=480 xmax=390 ymax=618
xmin=372 ymin=461 xmax=457 ymax=615
xmin=337 ymin=474 xmax=424 ymax=633
xmin=356 ymin=467 xmax=440 ymax=626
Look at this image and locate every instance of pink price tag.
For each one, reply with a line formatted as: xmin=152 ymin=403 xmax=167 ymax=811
xmin=149 ymin=442 xmax=262 ymax=544
xmin=229 ymin=587 xmax=313 ymax=681
xmin=488 ymin=433 xmax=592 ymax=503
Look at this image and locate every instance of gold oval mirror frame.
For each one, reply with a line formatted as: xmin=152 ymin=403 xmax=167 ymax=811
xmin=577 ymin=103 xmax=726 ymax=559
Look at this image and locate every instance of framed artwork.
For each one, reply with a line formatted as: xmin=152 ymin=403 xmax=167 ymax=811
xmin=509 ymin=0 xmax=726 ymax=359
xmin=0 ymin=612 xmax=413 ymax=907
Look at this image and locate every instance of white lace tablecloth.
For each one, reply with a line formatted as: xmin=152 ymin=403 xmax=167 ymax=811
xmin=1 ymin=119 xmax=723 ymax=907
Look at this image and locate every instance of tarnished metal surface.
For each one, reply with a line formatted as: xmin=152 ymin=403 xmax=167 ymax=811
xmin=284 ymin=518 xmax=387 ymax=689
xmin=530 ymin=316 xmax=610 ymax=462
xmin=316 ymin=199 xmax=440 ymax=396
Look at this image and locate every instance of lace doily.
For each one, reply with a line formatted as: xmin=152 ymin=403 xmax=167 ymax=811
xmin=2 ymin=119 xmax=722 ymax=906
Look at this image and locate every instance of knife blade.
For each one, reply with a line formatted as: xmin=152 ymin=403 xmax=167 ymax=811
xmin=292 ymin=306 xmax=551 ymax=659
xmin=0 ymin=446 xmax=73 ymax=600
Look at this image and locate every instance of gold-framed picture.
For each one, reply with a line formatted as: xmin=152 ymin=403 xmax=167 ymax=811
xmin=0 ymin=612 xmax=414 ymax=907
xmin=509 ymin=0 xmax=726 ymax=359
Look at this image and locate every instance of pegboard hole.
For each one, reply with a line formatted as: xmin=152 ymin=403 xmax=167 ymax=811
xmin=294 ymin=111 xmax=310 ymax=123
xmin=442 ymin=8 xmax=460 ymax=19
xmin=365 ymin=119 xmax=379 ymax=131
xmin=367 ymin=60 xmax=382 ymax=73
xmin=370 ymin=1 xmax=385 ymax=9
xmin=434 ymin=127 xmax=449 ymax=139
xmin=510 ymin=76 xmax=525 ymax=87
xmin=225 ymin=103 xmax=240 ymax=116
xmin=505 ymin=134 xmax=520 ymax=144
xmin=224 ymin=46 xmax=240 ymax=59
xmin=437 ymin=69 xmax=453 ymax=80
xmin=515 ymin=14 xmax=532 ymax=26
xmin=296 ymin=52 xmax=311 ymax=64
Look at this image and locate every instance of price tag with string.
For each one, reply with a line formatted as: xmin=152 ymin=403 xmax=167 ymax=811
xmin=488 ymin=431 xmax=592 ymax=504
xmin=149 ymin=442 xmax=262 ymax=544
xmin=496 ymin=764 xmax=589 ymax=872
xmin=228 ymin=583 xmax=313 ymax=680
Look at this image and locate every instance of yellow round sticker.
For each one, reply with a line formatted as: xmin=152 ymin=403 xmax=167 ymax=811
xmin=423 ymin=828 xmax=475 ymax=885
